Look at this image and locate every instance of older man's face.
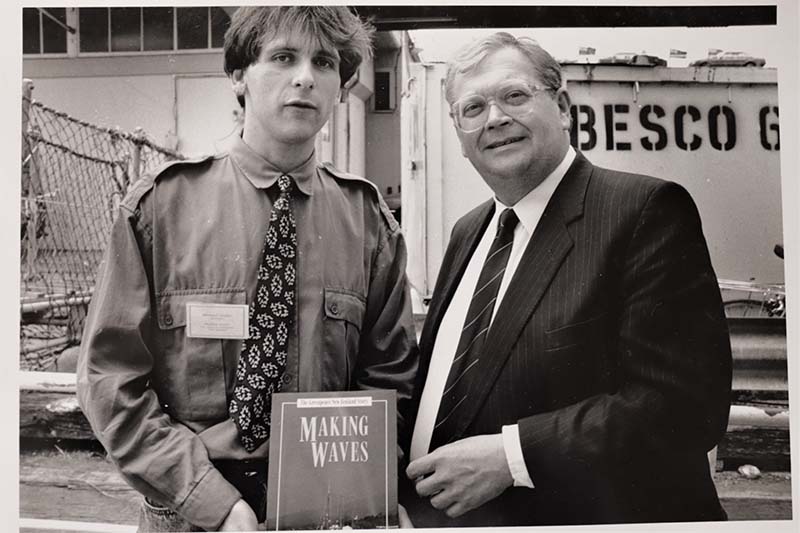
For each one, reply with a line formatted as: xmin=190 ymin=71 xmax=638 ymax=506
xmin=451 ymin=47 xmax=571 ymax=198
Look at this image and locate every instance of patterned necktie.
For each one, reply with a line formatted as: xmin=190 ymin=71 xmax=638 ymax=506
xmin=430 ymin=207 xmax=519 ymax=450
xmin=229 ymin=174 xmax=296 ymax=452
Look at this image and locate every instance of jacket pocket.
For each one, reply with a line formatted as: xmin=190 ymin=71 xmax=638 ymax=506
xmin=153 ymin=288 xmax=246 ymax=420
xmin=544 ymin=313 xmax=608 ymax=351
xmin=542 ymin=314 xmax=611 ymax=403
xmin=322 ymin=288 xmax=366 ymax=390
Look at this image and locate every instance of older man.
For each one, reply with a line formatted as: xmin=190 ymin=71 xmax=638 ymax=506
xmin=405 ymin=32 xmax=732 ymax=527
xmin=77 ymin=7 xmax=418 ymax=531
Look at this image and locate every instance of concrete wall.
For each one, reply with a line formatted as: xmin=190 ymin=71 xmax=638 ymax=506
xmin=366 ymin=112 xmax=402 ymax=197
xmin=366 ymin=42 xmax=402 ymax=197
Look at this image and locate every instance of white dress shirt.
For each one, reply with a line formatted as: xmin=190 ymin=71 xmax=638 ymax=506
xmin=410 ymin=146 xmax=576 ymax=488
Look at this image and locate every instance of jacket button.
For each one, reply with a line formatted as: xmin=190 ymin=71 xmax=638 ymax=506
xmin=164 ymin=315 xmax=173 ymax=326
xmin=330 ymin=303 xmax=339 ymax=315
xmin=281 ymin=374 xmax=292 ymax=385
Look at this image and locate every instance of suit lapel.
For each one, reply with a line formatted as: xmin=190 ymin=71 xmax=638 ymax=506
xmin=418 ymin=201 xmax=495 ymax=359
xmin=449 ymin=153 xmax=595 ymax=440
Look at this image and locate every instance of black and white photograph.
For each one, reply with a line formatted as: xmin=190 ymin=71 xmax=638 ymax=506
xmin=8 ymin=2 xmax=799 ymax=532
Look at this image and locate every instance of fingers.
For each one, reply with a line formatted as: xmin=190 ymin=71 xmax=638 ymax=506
xmin=413 ymin=472 xmax=442 ymax=497
xmin=428 ymin=488 xmax=454 ymax=510
xmin=430 ymin=490 xmax=469 ymax=518
xmin=406 ymin=453 xmax=436 ymax=480
xmin=445 ymin=503 xmax=467 ymax=518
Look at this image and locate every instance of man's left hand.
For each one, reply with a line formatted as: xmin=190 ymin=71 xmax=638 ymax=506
xmin=406 ymin=434 xmax=513 ymax=518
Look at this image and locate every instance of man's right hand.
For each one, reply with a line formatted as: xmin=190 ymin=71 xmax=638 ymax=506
xmin=219 ymin=499 xmax=258 ymax=531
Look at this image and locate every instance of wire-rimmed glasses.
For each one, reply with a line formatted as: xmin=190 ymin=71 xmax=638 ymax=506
xmin=451 ymin=79 xmax=552 ymax=133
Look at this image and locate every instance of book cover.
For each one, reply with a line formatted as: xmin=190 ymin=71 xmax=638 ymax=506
xmin=266 ymin=390 xmax=398 ymax=530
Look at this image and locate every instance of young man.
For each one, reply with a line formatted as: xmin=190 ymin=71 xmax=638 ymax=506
xmin=405 ymin=32 xmax=732 ymax=527
xmin=77 ymin=7 xmax=418 ymax=531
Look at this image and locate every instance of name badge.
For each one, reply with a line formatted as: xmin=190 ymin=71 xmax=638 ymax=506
xmin=186 ymin=303 xmax=249 ymax=339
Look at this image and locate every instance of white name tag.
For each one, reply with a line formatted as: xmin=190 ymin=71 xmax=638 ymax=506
xmin=186 ymin=303 xmax=249 ymax=339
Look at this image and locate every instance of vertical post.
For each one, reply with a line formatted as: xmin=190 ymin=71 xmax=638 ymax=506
xmin=130 ymin=127 xmax=144 ymax=185
xmin=109 ymin=128 xmax=129 ymax=191
xmin=22 ymin=79 xmax=34 ymax=154
xmin=109 ymin=172 xmax=124 ymax=225
xmin=22 ymin=79 xmax=35 ymax=194
xmin=22 ymin=79 xmax=38 ymax=280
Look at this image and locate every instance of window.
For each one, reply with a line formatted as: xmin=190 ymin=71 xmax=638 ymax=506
xmin=23 ymin=7 xmax=68 ymax=55
xmin=210 ymin=7 xmax=229 ymax=48
xmin=79 ymin=8 xmax=108 ymax=53
xmin=177 ymin=7 xmax=208 ymax=50
xmin=75 ymin=7 xmax=232 ymax=54
xmin=373 ymin=70 xmax=395 ymax=112
xmin=22 ymin=8 xmax=40 ymax=55
xmin=110 ymin=8 xmax=140 ymax=52
xmin=143 ymin=8 xmax=174 ymax=51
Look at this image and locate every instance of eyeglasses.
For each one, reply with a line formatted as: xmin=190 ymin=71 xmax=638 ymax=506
xmin=451 ymin=79 xmax=553 ymax=133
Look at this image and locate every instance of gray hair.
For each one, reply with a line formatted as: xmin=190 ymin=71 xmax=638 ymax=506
xmin=444 ymin=32 xmax=564 ymax=105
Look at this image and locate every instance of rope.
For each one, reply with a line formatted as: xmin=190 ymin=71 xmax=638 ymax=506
xmin=20 ymin=88 xmax=185 ymax=370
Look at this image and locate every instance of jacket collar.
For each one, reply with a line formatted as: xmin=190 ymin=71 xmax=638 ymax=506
xmin=224 ymin=132 xmax=315 ymax=196
xmin=551 ymin=150 xmax=592 ymax=224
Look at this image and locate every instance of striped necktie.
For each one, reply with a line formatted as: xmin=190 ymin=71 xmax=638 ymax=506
xmin=229 ymin=174 xmax=296 ymax=452
xmin=430 ymin=207 xmax=519 ymax=450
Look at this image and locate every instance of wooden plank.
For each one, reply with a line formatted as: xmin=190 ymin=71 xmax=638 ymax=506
xmin=20 ymin=371 xmax=77 ymax=393
xmin=20 ymin=390 xmax=94 ymax=440
xmin=717 ymin=428 xmax=792 ymax=471
xmin=20 ymin=449 xmax=792 ymax=525
xmin=20 ymin=485 xmax=139 ymax=527
xmin=20 ymin=451 xmax=139 ymax=526
xmin=19 ymin=372 xmax=792 ymax=469
xmin=20 ymin=518 xmax=135 ymax=533
xmin=714 ymin=471 xmax=792 ymax=500
xmin=721 ymin=498 xmax=793 ymax=521
xmin=19 ymin=383 xmax=793 ymax=465
xmin=20 ymin=453 xmax=131 ymax=493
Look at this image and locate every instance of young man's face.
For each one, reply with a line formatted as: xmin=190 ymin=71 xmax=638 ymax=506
xmin=233 ymin=29 xmax=341 ymax=152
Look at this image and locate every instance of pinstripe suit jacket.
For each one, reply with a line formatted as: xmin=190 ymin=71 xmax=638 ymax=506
xmin=405 ymin=152 xmax=733 ymax=527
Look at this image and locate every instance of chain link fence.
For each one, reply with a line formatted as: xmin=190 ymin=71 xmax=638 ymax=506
xmin=21 ymin=79 xmax=183 ymax=371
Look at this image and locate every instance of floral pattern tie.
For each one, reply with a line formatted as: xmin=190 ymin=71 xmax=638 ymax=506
xmin=229 ymin=175 xmax=296 ymax=452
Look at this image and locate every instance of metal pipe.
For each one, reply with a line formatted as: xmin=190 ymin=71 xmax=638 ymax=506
xmin=21 ymin=294 xmax=92 ymax=314
xmin=21 ymin=290 xmax=92 ymax=304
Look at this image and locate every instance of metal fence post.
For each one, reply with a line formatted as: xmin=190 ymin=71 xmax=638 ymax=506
xmin=21 ymin=79 xmax=39 ymax=280
xmin=130 ymin=126 xmax=144 ymax=185
xmin=22 ymin=79 xmax=34 ymax=154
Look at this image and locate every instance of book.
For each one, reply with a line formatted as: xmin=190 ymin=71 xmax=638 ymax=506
xmin=266 ymin=390 xmax=398 ymax=530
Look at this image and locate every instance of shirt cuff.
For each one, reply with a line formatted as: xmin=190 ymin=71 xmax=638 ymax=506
xmin=175 ymin=463 xmax=242 ymax=531
xmin=501 ymin=424 xmax=534 ymax=488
